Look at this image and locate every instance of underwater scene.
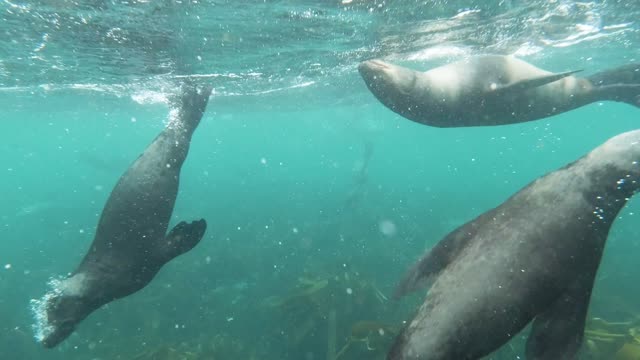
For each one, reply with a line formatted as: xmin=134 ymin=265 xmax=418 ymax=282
xmin=2 ymin=0 xmax=640 ymax=359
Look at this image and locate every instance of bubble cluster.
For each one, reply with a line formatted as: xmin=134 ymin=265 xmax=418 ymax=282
xmin=378 ymin=219 xmax=397 ymax=237
xmin=593 ymin=206 xmax=605 ymax=221
xmin=29 ymin=277 xmax=64 ymax=343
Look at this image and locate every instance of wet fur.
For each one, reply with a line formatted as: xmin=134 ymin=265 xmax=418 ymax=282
xmin=389 ymin=130 xmax=640 ymax=359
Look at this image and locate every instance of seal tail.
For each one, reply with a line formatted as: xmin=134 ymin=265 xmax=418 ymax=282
xmin=587 ymin=63 xmax=640 ymax=107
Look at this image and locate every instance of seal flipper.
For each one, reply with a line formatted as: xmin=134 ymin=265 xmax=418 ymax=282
xmin=585 ymin=63 xmax=640 ymax=107
xmin=592 ymin=84 xmax=640 ymax=107
xmin=490 ymin=69 xmax=583 ymax=93
xmin=159 ymin=219 xmax=207 ymax=262
xmin=587 ymin=63 xmax=640 ymax=87
xmin=525 ymin=269 xmax=598 ymax=360
xmin=171 ymin=83 xmax=213 ymax=131
xmin=393 ymin=214 xmax=488 ymax=299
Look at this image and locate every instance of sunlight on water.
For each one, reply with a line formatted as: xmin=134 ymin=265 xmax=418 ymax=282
xmin=131 ymin=90 xmax=170 ymax=106
xmin=165 ymin=108 xmax=182 ymax=130
xmin=406 ymin=45 xmax=471 ymax=62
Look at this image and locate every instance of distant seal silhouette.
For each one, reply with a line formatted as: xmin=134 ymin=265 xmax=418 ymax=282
xmin=32 ymin=83 xmax=213 ymax=348
xmin=359 ymin=55 xmax=640 ymax=127
xmin=388 ymin=129 xmax=640 ymax=360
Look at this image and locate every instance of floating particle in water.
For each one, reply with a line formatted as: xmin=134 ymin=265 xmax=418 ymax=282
xmin=131 ymin=117 xmax=136 ymax=123
xmin=346 ymin=287 xmax=353 ymax=295
xmin=292 ymin=227 xmax=298 ymax=233
xmin=205 ymin=256 xmax=211 ymax=264
xmin=379 ymin=219 xmax=397 ymax=237
xmin=4 ymin=264 xmax=11 ymax=270
xmin=260 ymin=157 xmax=267 ymax=165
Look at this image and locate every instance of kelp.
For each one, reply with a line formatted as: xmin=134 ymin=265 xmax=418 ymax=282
xmin=334 ymin=320 xmax=398 ymax=360
xmin=130 ymin=333 xmax=254 ymax=360
xmin=583 ymin=317 xmax=640 ymax=360
xmin=260 ymin=267 xmax=394 ymax=359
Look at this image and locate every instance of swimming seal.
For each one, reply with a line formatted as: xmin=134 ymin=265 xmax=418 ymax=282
xmin=32 ymin=83 xmax=212 ymax=348
xmin=388 ymin=129 xmax=640 ymax=359
xmin=359 ymin=55 xmax=640 ymax=127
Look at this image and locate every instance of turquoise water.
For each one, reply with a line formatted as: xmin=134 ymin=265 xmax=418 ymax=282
xmin=2 ymin=1 xmax=640 ymax=359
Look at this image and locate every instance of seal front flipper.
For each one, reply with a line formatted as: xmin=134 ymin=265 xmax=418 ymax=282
xmin=490 ymin=69 xmax=583 ymax=94
xmin=393 ymin=213 xmax=489 ymax=299
xmin=159 ymin=219 xmax=207 ymax=262
xmin=525 ymin=268 xmax=599 ymax=360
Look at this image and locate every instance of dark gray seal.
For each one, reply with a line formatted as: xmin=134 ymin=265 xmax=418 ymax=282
xmin=31 ymin=83 xmax=213 ymax=348
xmin=359 ymin=55 xmax=640 ymax=127
xmin=388 ymin=129 xmax=640 ymax=360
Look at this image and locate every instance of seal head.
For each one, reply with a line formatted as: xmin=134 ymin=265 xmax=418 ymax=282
xmin=358 ymin=60 xmax=418 ymax=113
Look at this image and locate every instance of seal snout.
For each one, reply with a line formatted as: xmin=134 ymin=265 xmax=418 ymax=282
xmin=41 ymin=324 xmax=75 ymax=349
xmin=358 ymin=59 xmax=391 ymax=74
xmin=358 ymin=60 xmax=395 ymax=90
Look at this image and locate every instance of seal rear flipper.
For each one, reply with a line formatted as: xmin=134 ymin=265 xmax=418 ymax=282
xmin=525 ymin=271 xmax=598 ymax=360
xmin=491 ymin=69 xmax=582 ymax=94
xmin=160 ymin=219 xmax=207 ymax=261
xmin=593 ymin=84 xmax=640 ymax=107
xmin=173 ymin=83 xmax=213 ymax=129
xmin=393 ymin=216 xmax=487 ymax=299
xmin=587 ymin=63 xmax=640 ymax=87
xmin=585 ymin=63 xmax=640 ymax=107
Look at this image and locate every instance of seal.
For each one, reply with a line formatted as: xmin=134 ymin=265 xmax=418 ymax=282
xmin=359 ymin=55 xmax=640 ymax=127
xmin=388 ymin=129 xmax=640 ymax=360
xmin=31 ymin=82 xmax=213 ymax=348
